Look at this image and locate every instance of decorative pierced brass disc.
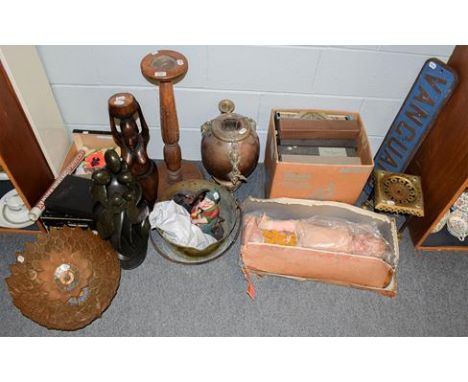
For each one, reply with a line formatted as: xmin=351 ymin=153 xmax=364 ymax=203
xmin=382 ymin=175 xmax=418 ymax=204
xmin=374 ymin=170 xmax=424 ymax=217
xmin=6 ymin=227 xmax=121 ymax=331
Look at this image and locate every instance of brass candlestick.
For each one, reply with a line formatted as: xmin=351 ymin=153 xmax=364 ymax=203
xmin=140 ymin=50 xmax=203 ymax=194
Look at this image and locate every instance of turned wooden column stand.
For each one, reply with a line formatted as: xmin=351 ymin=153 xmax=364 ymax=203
xmin=140 ymin=50 xmax=203 ymax=195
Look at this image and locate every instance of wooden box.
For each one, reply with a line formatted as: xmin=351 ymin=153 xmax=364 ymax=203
xmin=0 ymin=57 xmax=55 ymax=234
xmin=408 ymin=46 xmax=468 ymax=251
xmin=240 ymin=197 xmax=399 ymax=297
xmin=264 ymin=109 xmax=374 ymax=204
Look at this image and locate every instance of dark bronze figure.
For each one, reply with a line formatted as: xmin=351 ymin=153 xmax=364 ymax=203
xmin=92 ymin=149 xmax=150 ymax=270
xmin=108 ymin=93 xmax=159 ymax=207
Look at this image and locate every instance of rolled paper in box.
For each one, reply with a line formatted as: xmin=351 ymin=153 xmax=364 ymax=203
xmin=28 ymin=148 xmax=88 ymax=221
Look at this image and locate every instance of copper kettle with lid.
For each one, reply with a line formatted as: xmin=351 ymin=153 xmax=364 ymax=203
xmin=201 ymin=99 xmax=260 ymax=190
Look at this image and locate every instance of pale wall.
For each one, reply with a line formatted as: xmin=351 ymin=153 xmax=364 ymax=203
xmin=38 ymin=45 xmax=455 ymax=161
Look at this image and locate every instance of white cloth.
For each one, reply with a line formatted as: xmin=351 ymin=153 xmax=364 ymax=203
xmin=149 ymin=200 xmax=217 ymax=250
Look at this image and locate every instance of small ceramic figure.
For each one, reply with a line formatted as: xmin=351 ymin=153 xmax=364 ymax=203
xmin=447 ymin=209 xmax=468 ymax=242
xmin=190 ymin=190 xmax=221 ymax=237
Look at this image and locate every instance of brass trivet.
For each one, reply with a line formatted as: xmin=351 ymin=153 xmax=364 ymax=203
xmin=374 ymin=170 xmax=424 ymax=217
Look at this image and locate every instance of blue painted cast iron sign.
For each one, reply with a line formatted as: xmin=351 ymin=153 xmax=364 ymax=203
xmin=361 ymin=58 xmax=458 ymax=198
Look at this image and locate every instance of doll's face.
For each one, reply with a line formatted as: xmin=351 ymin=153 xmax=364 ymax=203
xmin=198 ymin=197 xmax=215 ymax=210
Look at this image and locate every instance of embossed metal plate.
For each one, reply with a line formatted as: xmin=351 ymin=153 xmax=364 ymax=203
xmin=374 ymin=170 xmax=424 ymax=217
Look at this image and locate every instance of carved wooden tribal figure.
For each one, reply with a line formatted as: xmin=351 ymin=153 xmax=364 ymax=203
xmin=108 ymin=93 xmax=159 ymax=206
xmin=140 ymin=50 xmax=203 ymax=193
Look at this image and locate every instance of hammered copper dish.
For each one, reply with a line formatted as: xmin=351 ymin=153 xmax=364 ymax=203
xmin=5 ymin=227 xmax=121 ymax=331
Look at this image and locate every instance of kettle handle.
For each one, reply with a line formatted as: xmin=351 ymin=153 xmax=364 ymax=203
xmin=201 ymin=121 xmax=212 ymax=135
xmin=227 ymin=141 xmax=247 ymax=187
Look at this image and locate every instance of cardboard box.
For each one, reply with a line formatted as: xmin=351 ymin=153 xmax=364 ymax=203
xmin=240 ymin=197 xmax=399 ymax=298
xmin=264 ymin=109 xmax=374 ymax=204
xmin=60 ymin=129 xmax=119 ymax=172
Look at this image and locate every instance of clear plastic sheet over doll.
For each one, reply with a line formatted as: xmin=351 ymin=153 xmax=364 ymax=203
xmin=244 ymin=213 xmax=394 ymax=265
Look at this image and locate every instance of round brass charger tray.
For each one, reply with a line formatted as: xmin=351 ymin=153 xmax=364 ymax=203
xmin=150 ymin=207 xmax=240 ymax=264
xmin=150 ymin=179 xmax=241 ymax=264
